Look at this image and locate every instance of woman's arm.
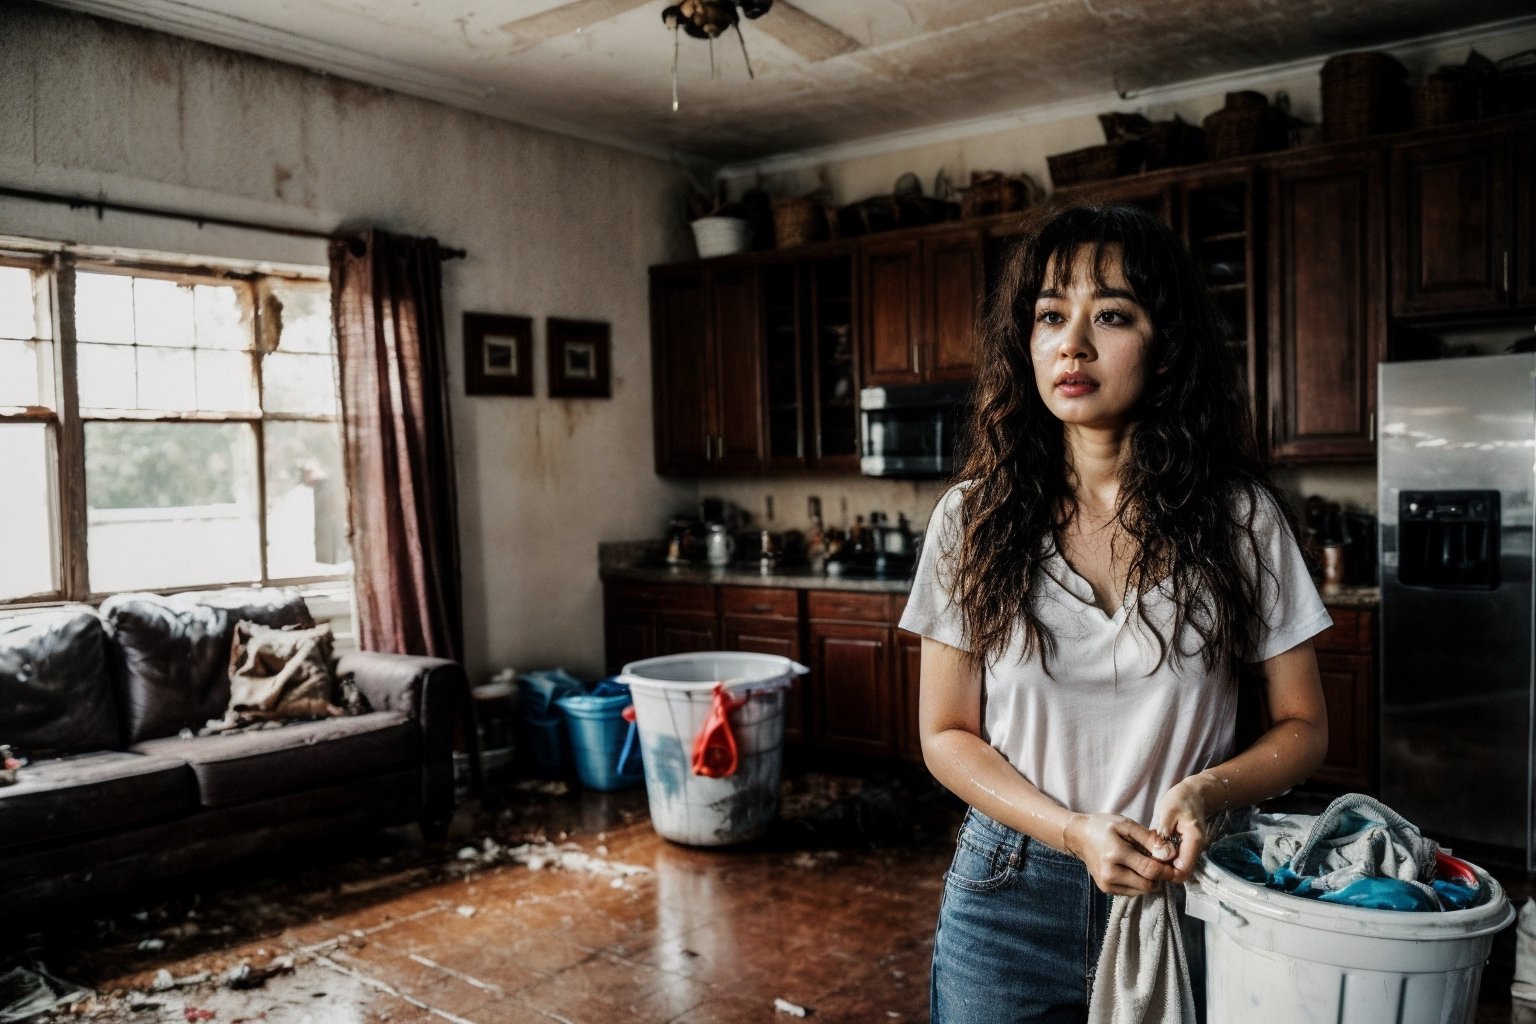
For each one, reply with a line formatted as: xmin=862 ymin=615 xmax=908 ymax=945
xmin=919 ymin=635 xmax=1177 ymax=895
xmin=1152 ymin=638 xmax=1329 ymax=881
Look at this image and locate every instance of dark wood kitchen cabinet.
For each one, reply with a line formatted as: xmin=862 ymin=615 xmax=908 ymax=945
xmin=603 ymin=580 xmax=719 ymax=672
xmin=759 ymin=253 xmax=860 ymax=472
xmin=805 ymin=591 xmax=896 ymax=757
xmin=1310 ymin=605 xmax=1377 ymax=793
xmin=1391 ymin=127 xmax=1517 ymax=316
xmin=719 ymin=586 xmax=807 ymax=745
xmin=894 ymin=628 xmax=924 ymax=763
xmin=1266 ymin=148 xmax=1385 ymax=462
xmin=859 ymin=226 xmax=983 ymax=387
xmin=1521 ymin=128 xmax=1536 ymax=307
xmin=649 ymin=263 xmax=764 ymax=474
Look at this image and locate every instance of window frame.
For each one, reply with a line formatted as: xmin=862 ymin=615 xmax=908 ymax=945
xmin=0 ymin=247 xmax=350 ymax=608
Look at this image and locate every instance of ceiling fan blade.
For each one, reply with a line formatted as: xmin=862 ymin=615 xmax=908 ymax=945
xmin=752 ymin=1 xmax=861 ymax=62
xmin=498 ymin=0 xmax=653 ymax=52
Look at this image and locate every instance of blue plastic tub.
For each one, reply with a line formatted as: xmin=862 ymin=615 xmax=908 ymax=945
xmin=517 ymin=669 xmax=585 ymax=779
xmin=555 ymin=684 xmax=643 ymax=792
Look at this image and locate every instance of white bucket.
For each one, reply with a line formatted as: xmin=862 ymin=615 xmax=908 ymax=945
xmin=689 ymin=216 xmax=752 ymax=259
xmin=1187 ymin=837 xmax=1515 ymax=1023
xmin=618 ymin=652 xmax=807 ymax=846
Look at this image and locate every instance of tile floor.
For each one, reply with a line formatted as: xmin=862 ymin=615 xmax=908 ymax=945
xmin=10 ymin=772 xmax=1533 ymax=1024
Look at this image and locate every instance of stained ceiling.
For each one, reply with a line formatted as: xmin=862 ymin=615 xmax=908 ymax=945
xmin=38 ymin=0 xmax=1536 ymax=166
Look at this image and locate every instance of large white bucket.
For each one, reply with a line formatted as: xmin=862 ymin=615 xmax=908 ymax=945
xmin=618 ymin=652 xmax=807 ymax=847
xmin=1187 ymin=837 xmax=1514 ymax=1023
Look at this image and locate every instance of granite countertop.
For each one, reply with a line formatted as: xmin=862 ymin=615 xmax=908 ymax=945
xmin=598 ymin=542 xmax=1381 ymax=606
xmin=599 ymin=541 xmax=915 ymax=594
xmin=1316 ymin=585 xmax=1380 ymax=610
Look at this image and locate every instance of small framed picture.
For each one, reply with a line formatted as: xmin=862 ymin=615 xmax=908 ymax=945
xmin=547 ymin=318 xmax=611 ymax=399
xmin=463 ymin=313 xmax=533 ymax=397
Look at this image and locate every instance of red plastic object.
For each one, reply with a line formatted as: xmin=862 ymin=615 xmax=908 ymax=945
xmin=622 ymin=705 xmax=636 ymax=723
xmin=691 ymin=683 xmax=749 ymax=778
xmin=1435 ymin=850 xmax=1479 ymax=886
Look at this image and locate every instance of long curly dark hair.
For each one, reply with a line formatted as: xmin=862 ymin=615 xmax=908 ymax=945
xmin=947 ymin=201 xmax=1299 ymax=678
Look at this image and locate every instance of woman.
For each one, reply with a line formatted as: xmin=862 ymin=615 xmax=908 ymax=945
xmin=900 ymin=202 xmax=1331 ymax=1023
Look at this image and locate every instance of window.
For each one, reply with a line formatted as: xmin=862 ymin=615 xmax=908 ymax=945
xmin=0 ymin=250 xmax=349 ymax=604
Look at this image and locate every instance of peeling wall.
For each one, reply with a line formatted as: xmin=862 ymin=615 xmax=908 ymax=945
xmin=0 ymin=3 xmax=696 ymax=683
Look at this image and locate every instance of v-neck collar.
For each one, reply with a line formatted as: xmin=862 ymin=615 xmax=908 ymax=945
xmin=1042 ymin=550 xmax=1132 ymax=623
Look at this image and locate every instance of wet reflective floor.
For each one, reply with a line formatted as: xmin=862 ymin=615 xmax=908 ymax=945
xmin=11 ymin=772 xmax=1533 ymax=1024
xmin=16 ymin=772 xmax=957 ymax=1024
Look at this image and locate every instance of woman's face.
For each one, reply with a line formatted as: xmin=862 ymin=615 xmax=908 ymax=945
xmin=1029 ymin=244 xmax=1154 ymax=433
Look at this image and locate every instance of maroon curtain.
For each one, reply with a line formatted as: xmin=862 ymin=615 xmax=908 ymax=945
xmin=330 ymin=230 xmax=463 ymax=661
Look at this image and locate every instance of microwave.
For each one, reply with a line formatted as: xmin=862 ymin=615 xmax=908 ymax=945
xmin=859 ymin=381 xmax=971 ymax=478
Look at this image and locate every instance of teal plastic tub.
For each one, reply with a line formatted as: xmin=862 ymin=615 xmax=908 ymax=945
xmin=555 ymin=687 xmax=643 ymax=792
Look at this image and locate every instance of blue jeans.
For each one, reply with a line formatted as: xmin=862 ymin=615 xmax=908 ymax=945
xmin=931 ymin=807 xmax=1111 ymax=1024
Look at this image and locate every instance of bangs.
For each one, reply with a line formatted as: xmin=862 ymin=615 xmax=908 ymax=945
xmin=1028 ymin=206 xmax=1176 ymax=314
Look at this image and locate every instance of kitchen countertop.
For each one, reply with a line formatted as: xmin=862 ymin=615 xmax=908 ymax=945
xmin=600 ymin=541 xmax=1381 ymax=607
xmin=599 ymin=541 xmax=915 ymax=594
xmin=1315 ymin=585 xmax=1380 ymax=610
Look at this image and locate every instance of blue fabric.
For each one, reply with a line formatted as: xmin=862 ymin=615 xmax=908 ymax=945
xmin=1316 ymin=877 xmax=1440 ymax=912
xmin=1433 ymin=878 xmax=1483 ymax=910
xmin=932 ymin=808 xmax=1111 ymax=1024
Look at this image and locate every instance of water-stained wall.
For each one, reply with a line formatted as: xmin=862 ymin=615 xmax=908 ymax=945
xmin=0 ymin=4 xmax=696 ymax=683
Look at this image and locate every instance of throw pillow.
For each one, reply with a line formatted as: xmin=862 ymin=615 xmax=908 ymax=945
xmin=222 ymin=620 xmax=342 ymax=726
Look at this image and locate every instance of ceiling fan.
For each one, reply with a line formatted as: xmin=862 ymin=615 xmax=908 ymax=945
xmin=498 ymin=0 xmax=862 ymax=64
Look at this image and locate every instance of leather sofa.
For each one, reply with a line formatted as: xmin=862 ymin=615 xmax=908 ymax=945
xmin=0 ymin=587 xmax=467 ymax=919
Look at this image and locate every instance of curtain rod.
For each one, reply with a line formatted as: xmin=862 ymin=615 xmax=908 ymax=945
xmin=0 ymin=186 xmax=468 ymax=261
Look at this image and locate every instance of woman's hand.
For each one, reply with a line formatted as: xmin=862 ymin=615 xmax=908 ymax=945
xmin=1151 ymin=775 xmax=1217 ymax=883
xmin=1063 ymin=812 xmax=1179 ymax=895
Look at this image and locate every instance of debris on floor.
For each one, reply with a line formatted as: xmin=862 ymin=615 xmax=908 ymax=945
xmin=773 ymin=996 xmax=810 ymax=1016
xmin=0 ymin=966 xmax=88 ymax=1023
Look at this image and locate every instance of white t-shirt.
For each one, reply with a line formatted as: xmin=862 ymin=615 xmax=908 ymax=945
xmin=899 ymin=483 xmax=1331 ymax=828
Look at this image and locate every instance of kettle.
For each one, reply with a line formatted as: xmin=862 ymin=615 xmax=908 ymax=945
xmin=705 ymin=522 xmax=736 ymax=566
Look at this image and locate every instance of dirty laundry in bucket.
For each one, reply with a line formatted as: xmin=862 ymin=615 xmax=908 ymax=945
xmin=1209 ymin=793 xmax=1488 ymax=912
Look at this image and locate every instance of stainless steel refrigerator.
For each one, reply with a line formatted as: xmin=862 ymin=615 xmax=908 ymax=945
xmin=1379 ymin=353 xmax=1535 ymax=869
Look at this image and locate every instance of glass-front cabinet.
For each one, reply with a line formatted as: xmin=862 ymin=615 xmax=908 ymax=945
xmin=760 ymin=251 xmax=858 ymax=473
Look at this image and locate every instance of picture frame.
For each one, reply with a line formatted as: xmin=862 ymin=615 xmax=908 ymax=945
xmin=463 ymin=313 xmax=533 ymax=397
xmin=546 ymin=318 xmax=611 ymax=399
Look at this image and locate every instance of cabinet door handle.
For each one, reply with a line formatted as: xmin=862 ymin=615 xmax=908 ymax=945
xmin=1368 ymin=411 xmax=1375 ymax=443
xmin=1504 ymin=250 xmax=1511 ymax=297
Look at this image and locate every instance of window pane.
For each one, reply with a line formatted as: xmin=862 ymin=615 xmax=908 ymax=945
xmin=196 ymin=349 xmax=258 ymax=413
xmin=0 ymin=266 xmax=37 ymax=340
xmin=194 ymin=284 xmax=248 ymax=350
xmin=0 ymin=338 xmax=43 ymax=407
xmin=133 ymin=278 xmax=195 ymax=347
xmin=265 ymin=419 xmax=350 ymax=579
xmin=0 ymin=423 xmax=58 ymax=599
xmin=75 ymin=272 xmax=135 ymax=344
xmin=271 ymin=281 xmax=332 ymax=353
xmin=136 ymin=346 xmax=197 ymax=411
xmin=263 ymin=351 xmax=337 ymax=415
xmin=78 ymin=342 xmax=136 ymax=410
xmin=85 ymin=421 xmax=260 ymax=592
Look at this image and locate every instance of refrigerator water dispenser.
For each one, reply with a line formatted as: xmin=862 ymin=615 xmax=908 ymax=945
xmin=1397 ymin=489 xmax=1500 ymax=590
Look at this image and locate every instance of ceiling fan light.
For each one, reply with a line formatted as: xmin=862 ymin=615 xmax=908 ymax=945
xmin=739 ymin=0 xmax=772 ymax=18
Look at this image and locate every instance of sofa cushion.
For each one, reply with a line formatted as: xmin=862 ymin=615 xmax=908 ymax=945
xmin=223 ymin=620 xmax=341 ymax=725
xmin=131 ymin=711 xmax=417 ymax=808
xmin=0 ymin=750 xmax=195 ymax=850
xmin=0 ymin=606 xmax=120 ymax=757
xmin=101 ymin=588 xmax=313 ymax=743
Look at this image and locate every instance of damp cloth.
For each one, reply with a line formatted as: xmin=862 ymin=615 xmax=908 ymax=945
xmin=1512 ymin=898 xmax=1536 ymax=1003
xmin=690 ymin=682 xmax=749 ymax=778
xmin=1210 ymin=794 xmax=1481 ymax=912
xmin=1264 ymin=793 xmax=1439 ymax=904
xmin=1087 ymin=886 xmax=1196 ymax=1024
